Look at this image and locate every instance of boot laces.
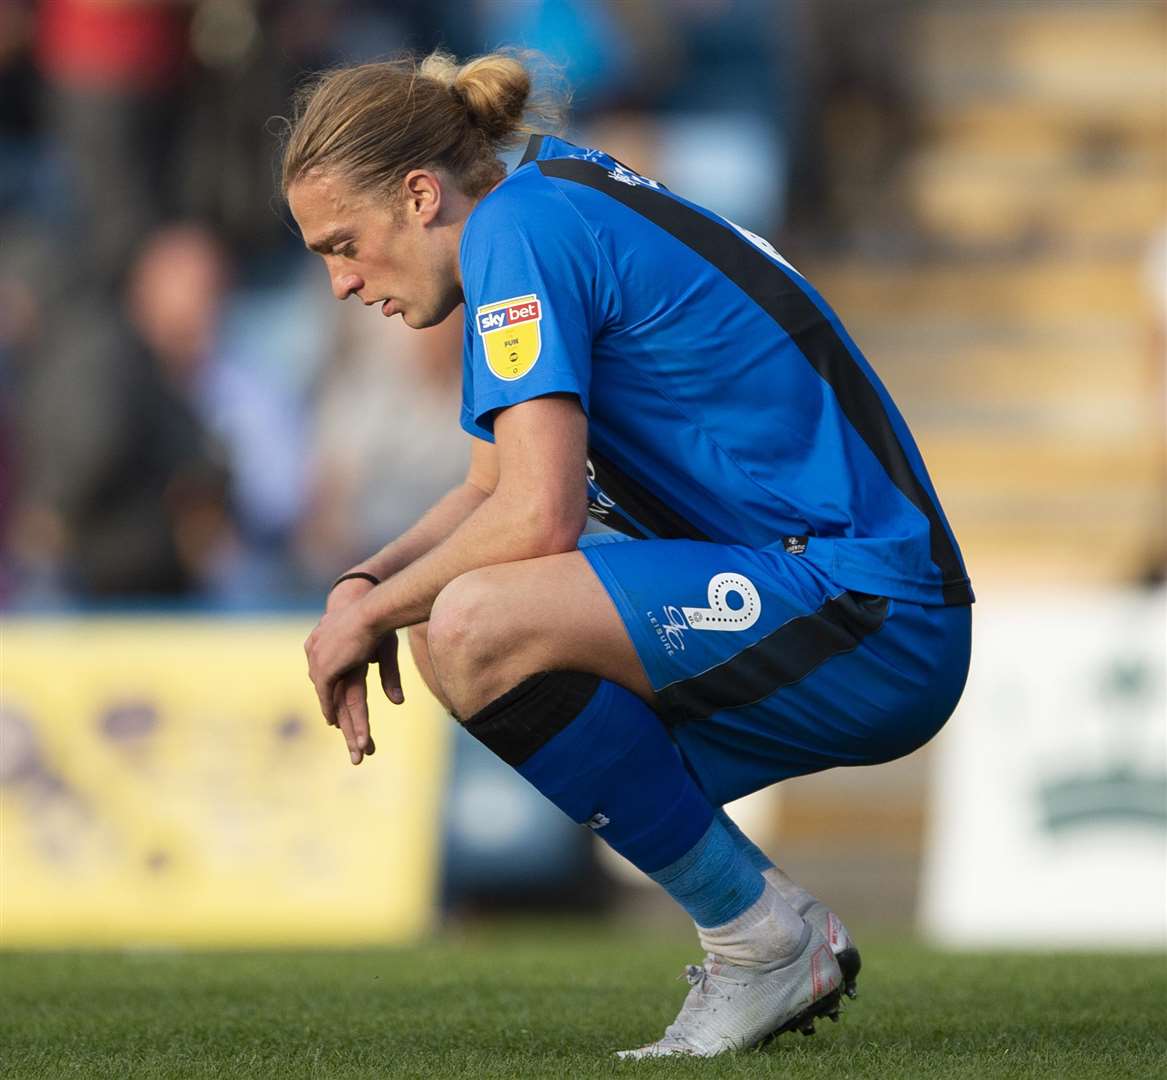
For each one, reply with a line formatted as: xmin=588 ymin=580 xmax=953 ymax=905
xmin=659 ymin=955 xmax=745 ymax=1043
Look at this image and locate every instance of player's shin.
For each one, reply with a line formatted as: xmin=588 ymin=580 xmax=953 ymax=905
xmin=461 ymin=673 xmax=805 ymax=963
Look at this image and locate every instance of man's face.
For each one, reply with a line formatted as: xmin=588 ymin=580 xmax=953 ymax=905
xmin=289 ymin=170 xmax=461 ymax=329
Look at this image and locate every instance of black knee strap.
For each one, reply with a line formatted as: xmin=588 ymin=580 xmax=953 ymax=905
xmin=462 ymin=671 xmax=600 ymax=767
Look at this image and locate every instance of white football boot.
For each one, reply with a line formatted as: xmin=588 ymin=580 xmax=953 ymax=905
xmin=616 ymin=924 xmax=843 ymax=1059
xmin=798 ymin=899 xmax=861 ymax=999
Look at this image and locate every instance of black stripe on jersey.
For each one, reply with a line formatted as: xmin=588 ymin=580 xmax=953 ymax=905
xmin=658 ymin=591 xmax=889 ymax=725
xmin=517 ymin=134 xmax=545 ymax=167
xmin=588 ymin=447 xmax=711 ymax=542
xmin=536 ymin=158 xmax=973 ymax=606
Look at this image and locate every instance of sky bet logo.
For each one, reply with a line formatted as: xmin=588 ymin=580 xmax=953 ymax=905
xmin=476 ymin=296 xmax=541 ymax=334
xmin=476 ymin=293 xmax=544 ymax=381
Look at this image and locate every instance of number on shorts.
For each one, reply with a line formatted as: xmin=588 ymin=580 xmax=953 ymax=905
xmin=682 ymin=573 xmax=761 ymax=632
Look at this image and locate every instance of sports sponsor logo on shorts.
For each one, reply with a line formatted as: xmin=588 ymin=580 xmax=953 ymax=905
xmin=648 ymin=573 xmax=763 ymax=657
xmin=647 ymin=606 xmax=690 ymax=657
xmin=475 ymin=293 xmax=542 ymax=381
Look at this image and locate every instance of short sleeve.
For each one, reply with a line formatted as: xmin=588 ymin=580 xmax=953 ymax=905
xmin=459 ymin=177 xmax=612 ymax=437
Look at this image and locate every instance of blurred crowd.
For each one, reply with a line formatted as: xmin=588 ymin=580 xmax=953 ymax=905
xmin=0 ymin=0 xmax=914 ymax=608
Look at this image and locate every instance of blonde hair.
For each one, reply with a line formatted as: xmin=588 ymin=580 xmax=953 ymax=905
xmin=280 ymin=49 xmax=566 ymax=201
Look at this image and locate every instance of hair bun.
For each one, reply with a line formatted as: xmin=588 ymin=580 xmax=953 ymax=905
xmin=451 ymin=55 xmax=531 ymax=142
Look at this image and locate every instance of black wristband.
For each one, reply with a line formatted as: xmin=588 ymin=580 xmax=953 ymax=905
xmin=330 ymin=571 xmax=380 ymax=592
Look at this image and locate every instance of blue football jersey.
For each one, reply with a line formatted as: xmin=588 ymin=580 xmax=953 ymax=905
xmin=459 ymin=135 xmax=972 ymax=606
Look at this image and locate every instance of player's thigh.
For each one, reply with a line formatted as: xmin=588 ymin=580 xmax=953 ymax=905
xmin=426 ymin=550 xmax=653 ymax=702
xmin=580 ymin=533 xmax=971 ymax=804
xmin=577 ymin=534 xmax=837 ymax=697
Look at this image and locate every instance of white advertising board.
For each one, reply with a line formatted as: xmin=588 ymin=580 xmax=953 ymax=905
xmin=919 ymin=587 xmax=1167 ymax=949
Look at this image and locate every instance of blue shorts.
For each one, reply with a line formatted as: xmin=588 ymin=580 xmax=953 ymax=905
xmin=579 ymin=533 xmax=971 ymax=807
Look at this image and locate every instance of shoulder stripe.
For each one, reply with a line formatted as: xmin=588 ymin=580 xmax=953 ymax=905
xmin=537 ymin=158 xmax=972 ymax=605
xmin=517 ymin=134 xmax=544 ymax=167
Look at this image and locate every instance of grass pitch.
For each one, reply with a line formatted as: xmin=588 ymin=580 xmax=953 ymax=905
xmin=1 ymin=919 xmax=1162 ymax=1079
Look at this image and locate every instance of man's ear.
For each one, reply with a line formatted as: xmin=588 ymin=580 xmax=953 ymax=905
xmin=402 ymin=169 xmax=442 ymax=224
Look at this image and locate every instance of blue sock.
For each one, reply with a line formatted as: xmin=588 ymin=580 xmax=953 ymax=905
xmin=715 ymin=808 xmax=776 ymax=874
xmin=465 ymin=674 xmax=763 ymax=925
xmin=514 ymin=678 xmax=712 ymax=871
xmin=649 ymin=816 xmax=765 ymax=928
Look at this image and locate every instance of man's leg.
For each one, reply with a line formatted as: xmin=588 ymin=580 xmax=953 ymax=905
xmin=424 ymin=551 xmax=654 ymax=713
xmin=423 ymin=552 xmax=842 ymax=1055
xmin=406 ymin=622 xmax=453 ymax=713
xmin=716 ymin=808 xmax=861 ymax=997
xmin=414 ymin=611 xmax=832 ymax=962
xmin=416 ymin=614 xmax=776 ymax=935
xmin=715 ymin=809 xmax=808 ymax=907
xmin=424 ymin=552 xmax=804 ymax=959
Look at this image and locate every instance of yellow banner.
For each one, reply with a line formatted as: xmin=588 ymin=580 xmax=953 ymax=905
xmin=0 ymin=617 xmax=449 ymax=948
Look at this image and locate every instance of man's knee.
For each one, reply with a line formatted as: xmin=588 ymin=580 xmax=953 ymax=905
xmin=407 ymin=622 xmax=451 ymax=709
xmin=426 ymin=569 xmax=503 ymax=685
xmin=406 ymin=622 xmax=430 ymax=669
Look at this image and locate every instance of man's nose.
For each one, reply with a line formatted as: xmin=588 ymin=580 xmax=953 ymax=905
xmin=331 ymin=270 xmax=363 ymax=301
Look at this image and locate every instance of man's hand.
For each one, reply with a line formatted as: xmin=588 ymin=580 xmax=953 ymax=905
xmin=324 ymin=578 xmax=376 ymax=759
xmin=326 ymin=578 xmax=405 ymax=704
xmin=374 ymin=631 xmax=405 ymax=706
xmin=305 ymin=598 xmax=383 ymax=764
xmin=318 ymin=577 xmax=407 ymax=764
xmin=331 ymin=662 xmax=373 ymax=764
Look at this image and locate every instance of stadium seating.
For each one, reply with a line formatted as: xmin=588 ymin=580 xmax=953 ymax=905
xmin=808 ymin=0 xmax=1166 ymax=586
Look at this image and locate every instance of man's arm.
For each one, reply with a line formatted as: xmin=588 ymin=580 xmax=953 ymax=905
xmin=304 ymin=394 xmax=588 ymax=737
xmin=364 ymin=394 xmax=587 ymax=632
xmin=319 ymin=432 xmax=497 ymax=751
xmin=338 ymin=435 xmax=500 ymax=586
xmin=321 ymin=435 xmax=497 ymax=748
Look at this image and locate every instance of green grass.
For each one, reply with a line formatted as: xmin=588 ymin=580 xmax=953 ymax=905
xmin=1 ymin=920 xmax=1163 ymax=1079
